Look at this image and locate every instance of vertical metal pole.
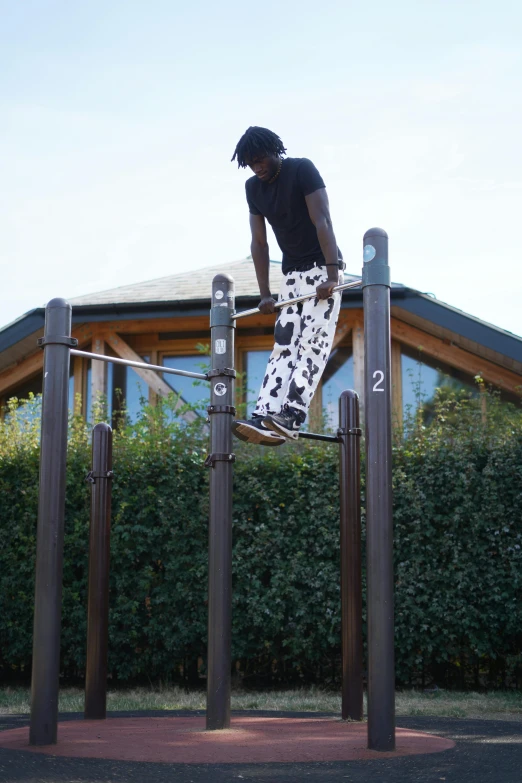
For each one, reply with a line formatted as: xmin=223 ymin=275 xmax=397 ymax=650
xmin=339 ymin=390 xmax=363 ymax=721
xmin=206 ymin=274 xmax=235 ymax=730
xmin=362 ymin=228 xmax=395 ymax=751
xmin=85 ymin=423 xmax=113 ymax=720
xmin=30 ymin=299 xmax=73 ymax=745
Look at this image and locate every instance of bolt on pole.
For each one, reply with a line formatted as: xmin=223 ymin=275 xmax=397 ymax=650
xmin=206 ymin=274 xmax=235 ymax=730
xmin=362 ymin=228 xmax=395 ymax=751
xmin=338 ymin=390 xmax=363 ymax=721
xmin=85 ymin=423 xmax=113 ymax=720
xmin=30 ymin=299 xmax=74 ymax=746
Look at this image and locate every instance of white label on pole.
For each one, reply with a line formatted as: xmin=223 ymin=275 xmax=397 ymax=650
xmin=214 ymin=382 xmax=227 ymax=396
xmin=215 ymin=339 xmax=226 ymax=355
xmin=214 ymin=290 xmax=224 ymax=300
xmin=372 ymin=370 xmax=385 ymax=391
xmin=363 ymin=244 xmax=376 ymax=263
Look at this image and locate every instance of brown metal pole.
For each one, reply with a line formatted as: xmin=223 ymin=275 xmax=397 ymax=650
xmin=85 ymin=423 xmax=113 ymax=720
xmin=339 ymin=390 xmax=363 ymax=721
xmin=362 ymin=228 xmax=395 ymax=751
xmin=30 ymin=299 xmax=75 ymax=745
xmin=206 ymin=274 xmax=235 ymax=730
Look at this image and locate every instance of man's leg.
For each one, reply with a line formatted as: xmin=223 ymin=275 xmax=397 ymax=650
xmin=264 ymin=270 xmax=343 ymax=437
xmin=253 ymin=277 xmax=302 ymax=417
xmin=232 ymin=273 xmax=300 ymax=445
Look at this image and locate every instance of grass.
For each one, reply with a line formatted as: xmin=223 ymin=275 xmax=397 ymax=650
xmin=0 ymin=686 xmax=521 ymax=721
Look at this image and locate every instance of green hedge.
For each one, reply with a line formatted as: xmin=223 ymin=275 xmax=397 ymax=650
xmin=0 ymin=391 xmax=521 ymax=688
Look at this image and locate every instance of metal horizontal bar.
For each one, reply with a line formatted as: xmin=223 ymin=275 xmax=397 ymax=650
xmin=70 ymin=349 xmax=209 ymax=381
xmin=299 ymin=431 xmax=341 ymax=444
xmin=231 ymin=279 xmax=362 ymax=321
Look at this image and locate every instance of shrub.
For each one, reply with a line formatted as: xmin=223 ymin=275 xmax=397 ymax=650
xmin=0 ymin=389 xmax=521 ymax=688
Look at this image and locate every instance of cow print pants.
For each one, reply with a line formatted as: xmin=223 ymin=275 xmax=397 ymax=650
xmin=254 ymin=267 xmax=343 ymax=420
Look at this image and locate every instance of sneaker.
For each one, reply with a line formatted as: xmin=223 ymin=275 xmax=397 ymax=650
xmin=263 ymin=404 xmax=306 ymax=440
xmin=231 ymin=416 xmax=286 ymax=447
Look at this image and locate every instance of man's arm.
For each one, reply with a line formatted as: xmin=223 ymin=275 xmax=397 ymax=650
xmin=305 ymin=188 xmax=340 ymax=300
xmin=249 ymin=213 xmax=276 ymax=314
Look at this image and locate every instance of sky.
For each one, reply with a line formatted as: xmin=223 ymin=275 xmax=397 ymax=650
xmin=1 ymin=0 xmax=521 ymax=337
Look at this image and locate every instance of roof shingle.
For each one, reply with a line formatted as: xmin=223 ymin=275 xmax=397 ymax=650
xmin=69 ymin=258 xmax=362 ymax=307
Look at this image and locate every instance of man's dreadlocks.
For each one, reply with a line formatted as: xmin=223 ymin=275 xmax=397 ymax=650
xmin=231 ymin=126 xmax=287 ymax=168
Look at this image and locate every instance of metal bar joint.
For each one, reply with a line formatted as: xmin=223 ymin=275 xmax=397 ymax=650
xmin=338 ymin=427 xmax=363 ymax=437
xmin=207 ymin=405 xmax=237 ymax=416
xmin=204 ymin=453 xmax=236 ymax=468
xmin=210 ymin=307 xmax=236 ymax=328
xmin=206 ymin=368 xmax=236 ymax=379
xmin=37 ymin=335 xmax=78 ymax=349
xmin=86 ymin=470 xmax=114 ymax=484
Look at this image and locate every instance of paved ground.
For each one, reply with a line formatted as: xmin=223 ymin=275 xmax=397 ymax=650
xmin=0 ymin=710 xmax=520 ymax=783
xmin=0 ymin=714 xmax=454 ymax=764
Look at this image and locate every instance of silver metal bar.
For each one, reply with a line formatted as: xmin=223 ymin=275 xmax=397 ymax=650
xmin=231 ymin=279 xmax=362 ymax=321
xmin=70 ymin=349 xmax=208 ymax=381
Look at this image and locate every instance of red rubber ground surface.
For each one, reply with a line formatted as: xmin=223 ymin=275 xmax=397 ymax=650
xmin=0 ymin=716 xmax=454 ymax=764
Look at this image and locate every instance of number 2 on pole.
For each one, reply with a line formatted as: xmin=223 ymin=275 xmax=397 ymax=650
xmin=372 ymin=370 xmax=384 ymax=392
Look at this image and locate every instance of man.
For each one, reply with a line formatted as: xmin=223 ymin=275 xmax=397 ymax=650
xmin=231 ymin=126 xmax=344 ymax=446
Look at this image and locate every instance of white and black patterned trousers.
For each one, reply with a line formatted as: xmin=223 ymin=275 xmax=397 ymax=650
xmin=254 ymin=267 xmax=343 ymax=419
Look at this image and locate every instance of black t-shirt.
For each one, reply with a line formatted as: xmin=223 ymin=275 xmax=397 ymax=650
xmin=245 ymin=157 xmax=342 ymax=274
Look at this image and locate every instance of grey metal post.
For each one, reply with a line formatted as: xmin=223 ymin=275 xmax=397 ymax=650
xmin=206 ymin=274 xmax=235 ymax=730
xmin=362 ymin=228 xmax=395 ymax=751
xmin=85 ymin=423 xmax=113 ymax=720
xmin=339 ymin=390 xmax=363 ymax=721
xmin=30 ymin=299 xmax=75 ymax=745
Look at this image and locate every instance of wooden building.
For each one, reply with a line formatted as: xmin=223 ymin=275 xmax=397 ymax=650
xmin=0 ymin=258 xmax=520 ymax=426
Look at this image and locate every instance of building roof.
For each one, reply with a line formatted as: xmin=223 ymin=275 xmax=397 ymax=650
xmin=68 ymin=258 xmax=365 ymax=308
xmin=0 ymin=257 xmax=520 ymax=377
xmin=69 ymin=259 xmax=288 ymax=306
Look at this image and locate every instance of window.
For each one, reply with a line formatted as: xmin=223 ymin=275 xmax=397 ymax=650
xmin=244 ymin=347 xmax=354 ymax=425
xmin=162 ymin=355 xmax=209 ymax=417
xmin=2 ymin=374 xmax=43 ymax=424
xmin=322 ymin=347 xmax=354 ymax=426
xmin=121 ymin=364 xmax=146 ymax=422
xmin=6 ymin=375 xmax=42 ymax=401
xmin=85 ymin=360 xmax=123 ymax=423
xmin=245 ymin=350 xmax=271 ymax=417
xmin=68 ymin=372 xmax=74 ymax=414
xmin=85 ymin=363 xmax=91 ymax=420
xmin=401 ymin=347 xmax=477 ymax=422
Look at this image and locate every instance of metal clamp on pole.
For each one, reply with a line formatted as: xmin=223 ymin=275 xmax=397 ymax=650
xmin=210 ymin=306 xmax=237 ymax=328
xmin=207 ymin=405 xmax=237 ymax=416
xmin=206 ymin=368 xmax=236 ymax=379
xmin=337 ymin=427 xmax=362 ymax=438
xmin=85 ymin=470 xmax=114 ymax=484
xmin=204 ymin=453 xmax=236 ymax=468
xmin=37 ymin=335 xmax=78 ymax=348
